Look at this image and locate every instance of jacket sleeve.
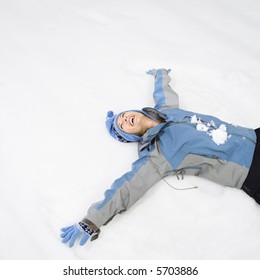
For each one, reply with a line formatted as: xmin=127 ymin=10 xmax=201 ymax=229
xmin=81 ymin=155 xmax=162 ymax=235
xmin=151 ymin=69 xmax=179 ymax=110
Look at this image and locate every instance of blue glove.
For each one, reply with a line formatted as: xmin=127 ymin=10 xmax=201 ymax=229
xmin=146 ymin=68 xmax=171 ymax=75
xmin=60 ymin=223 xmax=93 ymax=247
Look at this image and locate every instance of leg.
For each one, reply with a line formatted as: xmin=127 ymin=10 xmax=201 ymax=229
xmin=242 ymin=128 xmax=260 ymax=204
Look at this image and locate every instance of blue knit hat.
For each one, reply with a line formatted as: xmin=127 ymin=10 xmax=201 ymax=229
xmin=106 ymin=110 xmax=145 ymax=143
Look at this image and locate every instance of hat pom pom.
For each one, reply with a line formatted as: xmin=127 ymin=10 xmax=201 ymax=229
xmin=106 ymin=111 xmax=114 ymax=119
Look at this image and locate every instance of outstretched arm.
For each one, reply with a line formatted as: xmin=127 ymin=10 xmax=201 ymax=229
xmin=147 ymin=68 xmax=179 ymax=110
xmin=61 ymin=155 xmax=162 ymax=247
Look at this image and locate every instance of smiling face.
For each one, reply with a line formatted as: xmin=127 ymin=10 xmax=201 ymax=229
xmin=117 ymin=111 xmax=158 ymax=136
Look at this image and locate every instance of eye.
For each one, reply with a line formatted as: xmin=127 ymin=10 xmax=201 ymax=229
xmin=119 ymin=113 xmax=125 ymax=130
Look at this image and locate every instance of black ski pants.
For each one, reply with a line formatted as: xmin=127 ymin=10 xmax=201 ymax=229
xmin=242 ymin=128 xmax=260 ymax=204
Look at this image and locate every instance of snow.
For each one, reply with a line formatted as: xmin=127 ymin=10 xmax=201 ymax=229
xmin=197 ymin=123 xmax=209 ymax=132
xmin=191 ymin=115 xmax=229 ymax=145
xmin=208 ymin=124 xmax=228 ymax=145
xmin=191 ymin=115 xmax=210 ymax=132
xmin=1 ymin=0 xmax=260 ymax=260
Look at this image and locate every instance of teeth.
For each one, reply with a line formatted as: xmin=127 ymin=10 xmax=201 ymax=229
xmin=130 ymin=117 xmax=134 ymax=125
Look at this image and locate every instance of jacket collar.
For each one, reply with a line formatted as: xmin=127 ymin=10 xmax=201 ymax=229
xmin=138 ymin=122 xmax=168 ymax=151
xmin=138 ymin=116 xmax=188 ymax=151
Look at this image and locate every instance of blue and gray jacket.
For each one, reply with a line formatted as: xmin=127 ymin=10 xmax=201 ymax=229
xmin=82 ymin=69 xmax=256 ymax=238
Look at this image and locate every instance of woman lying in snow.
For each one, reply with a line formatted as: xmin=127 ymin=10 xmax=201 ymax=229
xmin=60 ymin=68 xmax=260 ymax=247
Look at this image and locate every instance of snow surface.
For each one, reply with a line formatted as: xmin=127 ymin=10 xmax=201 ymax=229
xmin=1 ymin=0 xmax=260 ymax=260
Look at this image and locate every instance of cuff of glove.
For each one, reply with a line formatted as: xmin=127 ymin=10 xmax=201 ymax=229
xmin=78 ymin=222 xmax=95 ymax=235
xmin=79 ymin=218 xmax=100 ymax=241
xmin=146 ymin=68 xmax=171 ymax=76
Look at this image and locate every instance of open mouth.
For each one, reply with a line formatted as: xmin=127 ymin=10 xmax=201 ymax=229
xmin=130 ymin=116 xmax=135 ymax=126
